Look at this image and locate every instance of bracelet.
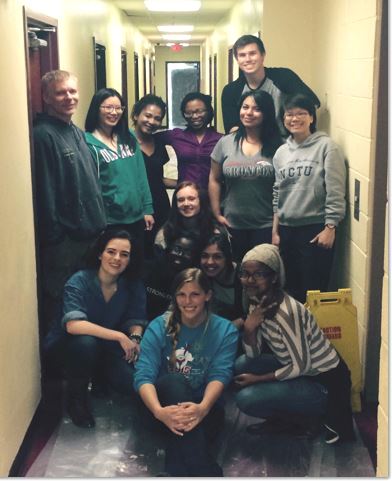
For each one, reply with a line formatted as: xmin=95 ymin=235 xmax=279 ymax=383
xmin=129 ymin=333 xmax=142 ymax=344
xmin=325 ymin=224 xmax=336 ymax=230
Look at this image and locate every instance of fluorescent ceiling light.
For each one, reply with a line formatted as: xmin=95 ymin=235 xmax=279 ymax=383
xmin=145 ymin=1 xmax=201 ymax=12
xmin=165 ymin=42 xmax=190 ymax=47
xmin=162 ymin=34 xmax=192 ymax=41
xmin=158 ymin=25 xmax=194 ymax=33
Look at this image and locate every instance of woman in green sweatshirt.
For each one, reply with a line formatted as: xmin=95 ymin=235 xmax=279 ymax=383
xmin=85 ymin=88 xmax=154 ymax=261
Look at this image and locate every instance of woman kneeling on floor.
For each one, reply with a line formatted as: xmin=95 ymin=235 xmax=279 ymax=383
xmin=234 ymin=244 xmax=355 ymax=444
xmin=44 ymin=229 xmax=148 ymax=428
xmin=134 ymin=268 xmax=238 ymax=476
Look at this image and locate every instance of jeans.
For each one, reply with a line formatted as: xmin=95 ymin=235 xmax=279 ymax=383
xmin=154 ymin=373 xmax=224 ymax=477
xmin=235 ymin=354 xmax=327 ymax=418
xmin=65 ymin=335 xmax=136 ymax=395
xmin=228 ymin=226 xmax=273 ymax=263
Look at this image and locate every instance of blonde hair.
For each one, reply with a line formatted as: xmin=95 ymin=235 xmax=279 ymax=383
xmin=166 ymin=268 xmax=212 ymax=369
xmin=41 ymin=70 xmax=77 ymax=96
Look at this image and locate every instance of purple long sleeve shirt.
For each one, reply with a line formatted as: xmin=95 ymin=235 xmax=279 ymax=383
xmin=156 ymin=127 xmax=223 ymax=191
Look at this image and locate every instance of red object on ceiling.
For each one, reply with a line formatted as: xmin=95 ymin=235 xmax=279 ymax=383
xmin=170 ymin=43 xmax=183 ymax=52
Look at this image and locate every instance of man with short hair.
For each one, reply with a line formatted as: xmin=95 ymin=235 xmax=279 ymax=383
xmin=221 ymin=34 xmax=320 ymax=134
xmin=34 ymin=70 xmax=106 ymax=334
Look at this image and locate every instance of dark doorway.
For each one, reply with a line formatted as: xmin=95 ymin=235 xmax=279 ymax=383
xmin=150 ymin=57 xmax=155 ymax=94
xmin=213 ymin=54 xmax=217 ymax=128
xmin=228 ymin=48 xmax=234 ymax=83
xmin=121 ymin=49 xmax=128 ymax=108
xmin=143 ymin=56 xmax=147 ymax=95
xmin=134 ymin=53 xmax=140 ymax=101
xmin=93 ymin=39 xmax=107 ymax=91
xmin=23 ymin=8 xmax=59 ymax=339
xmin=208 ymin=55 xmax=212 ymax=97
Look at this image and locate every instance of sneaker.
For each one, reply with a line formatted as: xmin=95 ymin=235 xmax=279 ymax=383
xmin=324 ymin=424 xmax=340 ymax=444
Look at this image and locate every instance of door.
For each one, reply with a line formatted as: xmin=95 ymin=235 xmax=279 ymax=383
xmin=165 ymin=61 xmax=200 ymax=128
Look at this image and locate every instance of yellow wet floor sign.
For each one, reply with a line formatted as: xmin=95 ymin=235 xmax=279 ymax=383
xmin=305 ymin=289 xmax=362 ymax=412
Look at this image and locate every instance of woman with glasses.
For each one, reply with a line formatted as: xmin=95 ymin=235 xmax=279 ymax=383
xmin=209 ymin=90 xmax=283 ymax=262
xmin=199 ymin=234 xmax=244 ymax=325
xmin=156 ymin=92 xmax=222 ymax=191
xmin=272 ymin=94 xmax=347 ymax=303
xmin=131 ymin=94 xmax=177 ymax=258
xmin=85 ymin=88 xmax=154 ymax=262
xmin=44 ymin=229 xmax=147 ymax=429
xmin=234 ymin=243 xmax=354 ymax=445
xmin=134 ymin=268 xmax=238 ymax=476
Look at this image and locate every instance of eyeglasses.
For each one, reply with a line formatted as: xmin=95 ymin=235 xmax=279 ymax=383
xmin=284 ymin=111 xmax=309 ymax=119
xmin=183 ymin=108 xmax=207 ymax=118
xmin=238 ymin=270 xmax=271 ymax=281
xmin=100 ymin=105 xmax=125 ymax=113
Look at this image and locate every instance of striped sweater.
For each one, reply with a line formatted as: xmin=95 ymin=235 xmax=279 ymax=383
xmin=243 ymin=294 xmax=339 ymax=381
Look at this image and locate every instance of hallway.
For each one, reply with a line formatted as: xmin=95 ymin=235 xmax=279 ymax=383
xmin=25 ymin=386 xmax=375 ymax=477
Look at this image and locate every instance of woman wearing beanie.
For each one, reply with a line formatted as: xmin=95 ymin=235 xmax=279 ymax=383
xmin=234 ymin=243 xmax=355 ymax=444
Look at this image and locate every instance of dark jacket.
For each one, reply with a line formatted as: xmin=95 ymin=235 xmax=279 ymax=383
xmin=33 ymin=113 xmax=106 ymax=245
xmin=221 ymin=68 xmax=321 ymax=134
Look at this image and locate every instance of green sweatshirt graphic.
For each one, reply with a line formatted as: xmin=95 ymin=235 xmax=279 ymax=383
xmin=85 ymin=131 xmax=153 ymax=225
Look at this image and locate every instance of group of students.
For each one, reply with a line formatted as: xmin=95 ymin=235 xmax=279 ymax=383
xmin=36 ymin=33 xmax=353 ymax=477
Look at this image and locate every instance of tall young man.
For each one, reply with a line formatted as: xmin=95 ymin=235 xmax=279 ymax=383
xmin=221 ymin=35 xmax=320 ymax=134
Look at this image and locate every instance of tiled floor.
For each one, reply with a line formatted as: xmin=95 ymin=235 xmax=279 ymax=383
xmin=25 ymin=388 xmax=376 ymax=477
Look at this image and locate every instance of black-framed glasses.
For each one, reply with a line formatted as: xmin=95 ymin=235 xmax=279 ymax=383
xmin=183 ymin=108 xmax=207 ymax=118
xmin=238 ymin=269 xmax=271 ymax=281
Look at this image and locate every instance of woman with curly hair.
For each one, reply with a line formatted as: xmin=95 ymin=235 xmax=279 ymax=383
xmin=134 ymin=268 xmax=238 ymax=476
xmin=156 ymin=92 xmax=222 ymax=191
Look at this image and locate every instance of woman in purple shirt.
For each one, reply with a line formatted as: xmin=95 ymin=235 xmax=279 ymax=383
xmin=156 ymin=92 xmax=223 ymax=192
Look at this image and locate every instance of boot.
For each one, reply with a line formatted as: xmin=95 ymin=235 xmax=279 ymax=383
xmin=66 ymin=378 xmax=95 ymax=428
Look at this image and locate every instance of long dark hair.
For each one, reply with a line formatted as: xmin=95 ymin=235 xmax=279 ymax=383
xmin=235 ymin=90 xmax=282 ymax=157
xmin=86 ymin=228 xmax=141 ymax=280
xmin=162 ymin=181 xmax=217 ymax=247
xmin=85 ymin=88 xmax=136 ymax=150
xmin=166 ymin=268 xmax=212 ymax=368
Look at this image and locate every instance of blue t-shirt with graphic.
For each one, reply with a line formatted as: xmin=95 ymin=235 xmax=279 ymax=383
xmin=134 ymin=313 xmax=238 ymax=400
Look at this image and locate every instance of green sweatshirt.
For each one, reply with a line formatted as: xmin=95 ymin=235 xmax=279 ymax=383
xmin=85 ymin=130 xmax=153 ymax=225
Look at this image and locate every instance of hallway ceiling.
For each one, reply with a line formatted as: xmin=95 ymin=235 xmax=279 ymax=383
xmin=111 ymin=0 xmax=238 ymax=45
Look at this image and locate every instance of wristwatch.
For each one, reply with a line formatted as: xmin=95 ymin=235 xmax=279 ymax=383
xmin=325 ymin=224 xmax=336 ymax=229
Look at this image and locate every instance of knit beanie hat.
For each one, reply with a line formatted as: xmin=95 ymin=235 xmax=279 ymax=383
xmin=242 ymin=244 xmax=285 ymax=287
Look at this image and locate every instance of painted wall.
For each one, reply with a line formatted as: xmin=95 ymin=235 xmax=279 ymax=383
xmin=0 ymin=1 xmax=41 ymax=475
xmin=203 ymin=0 xmax=386 ymax=468
xmin=203 ymin=0 xmax=383 ymax=381
xmin=0 ymin=0 xmax=151 ymax=474
xmin=376 ymin=205 xmax=388 ymax=476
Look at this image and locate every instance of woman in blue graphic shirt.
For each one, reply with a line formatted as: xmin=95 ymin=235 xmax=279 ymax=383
xmin=134 ymin=268 xmax=238 ymax=476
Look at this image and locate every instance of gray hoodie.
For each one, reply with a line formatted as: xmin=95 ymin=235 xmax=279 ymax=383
xmin=272 ymin=131 xmax=346 ymax=227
